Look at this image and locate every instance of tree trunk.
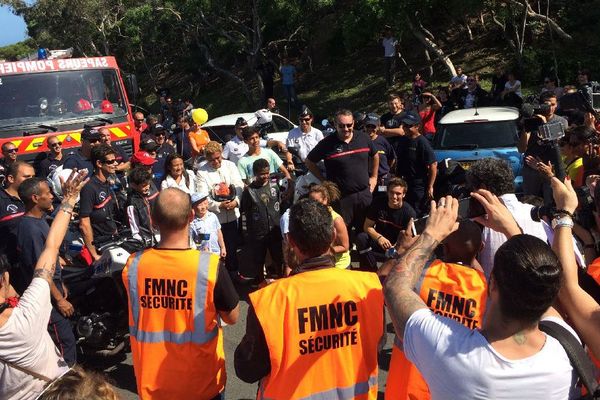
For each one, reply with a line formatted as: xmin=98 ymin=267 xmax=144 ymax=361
xmin=423 ymin=49 xmax=433 ymax=77
xmin=406 ymin=19 xmax=456 ymax=78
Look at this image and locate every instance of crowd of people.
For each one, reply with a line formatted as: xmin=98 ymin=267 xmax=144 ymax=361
xmin=1 ymin=64 xmax=600 ymax=400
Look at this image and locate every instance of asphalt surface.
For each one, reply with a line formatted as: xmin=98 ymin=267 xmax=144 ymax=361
xmin=98 ymin=281 xmax=396 ymax=400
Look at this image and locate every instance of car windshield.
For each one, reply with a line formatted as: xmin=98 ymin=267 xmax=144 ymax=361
xmin=434 ymin=120 xmax=518 ymax=149
xmin=0 ymin=69 xmax=128 ymax=129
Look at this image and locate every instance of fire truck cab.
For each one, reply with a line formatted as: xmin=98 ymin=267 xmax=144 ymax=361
xmin=0 ymin=56 xmax=139 ymax=165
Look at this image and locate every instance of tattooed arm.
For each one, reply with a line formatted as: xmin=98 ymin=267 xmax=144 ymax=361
xmin=33 ymin=169 xmax=89 ymax=284
xmin=384 ymin=196 xmax=459 ymax=338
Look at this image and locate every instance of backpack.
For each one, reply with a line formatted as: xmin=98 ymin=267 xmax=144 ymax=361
xmin=539 ymin=320 xmax=600 ymax=400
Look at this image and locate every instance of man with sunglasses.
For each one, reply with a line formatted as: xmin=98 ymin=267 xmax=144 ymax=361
xmin=306 ymin=109 xmax=379 ymax=232
xmin=35 ymin=136 xmax=64 ymax=179
xmin=64 ymin=127 xmax=102 ymax=178
xmin=0 ymin=142 xmax=19 ymax=187
xmin=79 ymin=144 xmax=120 ymax=262
xmin=285 ymin=107 xmax=323 ymax=170
xmin=133 ymin=111 xmax=147 ymax=137
xmin=451 ymin=74 xmax=489 ymax=110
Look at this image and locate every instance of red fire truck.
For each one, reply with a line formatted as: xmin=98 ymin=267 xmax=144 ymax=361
xmin=0 ymin=56 xmax=139 ymax=164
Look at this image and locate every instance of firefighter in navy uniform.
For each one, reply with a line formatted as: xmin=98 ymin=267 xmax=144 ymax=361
xmin=78 ymin=144 xmax=119 ymax=263
xmin=0 ymin=162 xmax=34 ymax=278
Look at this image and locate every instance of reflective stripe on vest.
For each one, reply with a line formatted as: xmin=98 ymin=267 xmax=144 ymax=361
xmin=127 ymin=250 xmax=218 ymax=344
xmin=259 ymin=375 xmax=378 ymax=400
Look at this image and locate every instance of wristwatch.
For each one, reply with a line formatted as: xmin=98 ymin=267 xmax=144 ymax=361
xmin=551 ymin=215 xmax=574 ymax=230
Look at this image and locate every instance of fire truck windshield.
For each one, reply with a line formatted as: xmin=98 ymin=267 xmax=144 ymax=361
xmin=0 ymin=69 xmax=128 ymax=129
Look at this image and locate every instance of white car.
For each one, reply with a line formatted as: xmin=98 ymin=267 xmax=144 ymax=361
xmin=202 ymin=112 xmax=296 ymax=144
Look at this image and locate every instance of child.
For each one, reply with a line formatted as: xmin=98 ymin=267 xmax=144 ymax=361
xmin=125 ymin=167 xmax=156 ymax=246
xmin=240 ymin=158 xmax=283 ymax=282
xmin=190 ymin=191 xmax=226 ymax=258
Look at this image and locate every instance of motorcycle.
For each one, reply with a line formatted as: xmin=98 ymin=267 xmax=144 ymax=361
xmin=62 ymin=231 xmax=145 ymax=358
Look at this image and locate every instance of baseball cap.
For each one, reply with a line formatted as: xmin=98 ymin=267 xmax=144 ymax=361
xmin=401 ymin=112 xmax=421 ymax=126
xmin=81 ymin=127 xmax=101 ymax=142
xmin=235 ymin=117 xmax=247 ymax=127
xmin=130 ymin=151 xmax=157 ymax=166
xmin=364 ymin=113 xmax=380 ymax=127
xmin=150 ymin=124 xmax=167 ymax=136
xmin=100 ymin=100 xmax=114 ymax=114
xmin=191 ymin=191 xmax=209 ymax=205
xmin=140 ymin=138 xmax=159 ymax=152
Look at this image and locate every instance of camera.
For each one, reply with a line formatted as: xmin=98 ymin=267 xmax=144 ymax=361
xmin=530 ymin=205 xmax=556 ymax=222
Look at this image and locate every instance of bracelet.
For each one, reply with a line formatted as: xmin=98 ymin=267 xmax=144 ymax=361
xmin=554 ymin=209 xmax=574 ymax=218
xmin=551 ymin=216 xmax=574 ymax=230
xmin=61 ymin=207 xmax=73 ymax=216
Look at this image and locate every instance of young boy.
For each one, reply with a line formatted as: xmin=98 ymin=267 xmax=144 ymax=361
xmin=125 ymin=167 xmax=156 ymax=246
xmin=237 ymin=126 xmax=291 ymax=184
xmin=190 ymin=191 xmax=226 ymax=258
xmin=240 ymin=158 xmax=283 ymax=282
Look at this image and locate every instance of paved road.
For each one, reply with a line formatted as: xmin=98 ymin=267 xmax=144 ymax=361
xmin=99 ymin=284 xmax=396 ymax=400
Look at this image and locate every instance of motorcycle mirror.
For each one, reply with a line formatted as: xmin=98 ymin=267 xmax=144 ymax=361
xmin=321 ymin=119 xmax=329 ymax=127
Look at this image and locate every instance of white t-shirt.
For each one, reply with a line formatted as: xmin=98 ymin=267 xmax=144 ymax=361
xmin=450 ymin=73 xmax=467 ymax=88
xmin=0 ymin=278 xmax=69 ymax=400
xmin=505 ymin=80 xmax=522 ymax=97
xmin=382 ymin=37 xmax=398 ymax=57
xmin=286 ymin=127 xmax=324 ymax=161
xmin=404 ymin=309 xmax=578 ymax=400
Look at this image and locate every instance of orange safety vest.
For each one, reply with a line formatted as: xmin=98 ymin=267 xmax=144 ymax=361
xmin=250 ymin=267 xmax=384 ymax=400
xmin=587 ymin=257 xmax=600 ymax=286
xmin=385 ymin=260 xmax=487 ymax=400
xmin=122 ymin=248 xmax=225 ymax=400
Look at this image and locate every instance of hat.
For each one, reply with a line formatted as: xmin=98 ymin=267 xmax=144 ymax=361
xmin=130 ymin=151 xmax=157 ymax=166
xmin=191 ymin=191 xmax=209 ymax=205
xmin=140 ymin=138 xmax=159 ymax=152
xmin=150 ymin=124 xmax=166 ymax=135
xmin=299 ymin=105 xmax=313 ymax=118
xmin=401 ymin=112 xmax=421 ymax=126
xmin=364 ymin=113 xmax=380 ymax=127
xmin=81 ymin=127 xmax=101 ymax=142
xmin=235 ymin=117 xmax=247 ymax=127
xmin=100 ymin=100 xmax=114 ymax=114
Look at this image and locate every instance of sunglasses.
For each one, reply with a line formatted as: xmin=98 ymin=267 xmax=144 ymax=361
xmin=544 ymin=80 xmax=551 ymax=83
xmin=337 ymin=123 xmax=353 ymax=129
xmin=5 ymin=148 xmax=18 ymax=153
xmin=87 ymin=138 xmax=100 ymax=144
xmin=299 ymin=118 xmax=311 ymax=122
xmin=155 ymin=132 xmax=166 ymax=137
xmin=49 ymin=142 xmax=62 ymax=147
xmin=102 ymin=159 xmax=119 ymax=165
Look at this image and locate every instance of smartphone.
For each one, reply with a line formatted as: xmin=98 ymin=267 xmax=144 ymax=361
xmin=411 ymin=196 xmax=486 ymax=236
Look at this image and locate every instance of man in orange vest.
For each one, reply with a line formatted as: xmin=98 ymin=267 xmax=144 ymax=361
xmin=123 ymin=188 xmax=240 ymax=400
xmin=380 ymin=219 xmax=487 ymax=399
xmin=235 ymin=198 xmax=384 ymax=399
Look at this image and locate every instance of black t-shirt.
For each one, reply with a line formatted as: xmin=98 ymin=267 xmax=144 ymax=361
xmin=111 ymin=143 xmax=128 ymax=166
xmin=524 ymin=115 xmax=569 ymax=162
xmin=0 ymin=188 xmax=25 ymax=263
xmin=15 ymin=215 xmax=62 ymax=295
xmin=35 ymin=153 xmax=64 ymax=178
xmin=171 ymin=128 xmax=193 ymax=160
xmin=380 ymin=111 xmax=406 ymax=147
xmin=63 ymin=150 xmax=94 ymax=177
xmin=152 ymin=142 xmax=175 ymax=185
xmin=79 ymin=176 xmax=119 ymax=240
xmin=366 ymin=197 xmax=416 ymax=242
xmin=214 ymin=263 xmax=239 ymax=312
xmin=307 ymin=132 xmax=376 ymax=195
xmin=371 ymin=135 xmax=396 ymax=178
xmin=394 ymin=135 xmax=436 ymax=185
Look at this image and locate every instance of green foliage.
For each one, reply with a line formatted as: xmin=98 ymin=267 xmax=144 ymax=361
xmin=0 ymin=39 xmax=35 ymax=61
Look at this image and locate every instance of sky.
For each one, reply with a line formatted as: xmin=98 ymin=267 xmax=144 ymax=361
xmin=0 ymin=5 xmax=28 ymax=47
